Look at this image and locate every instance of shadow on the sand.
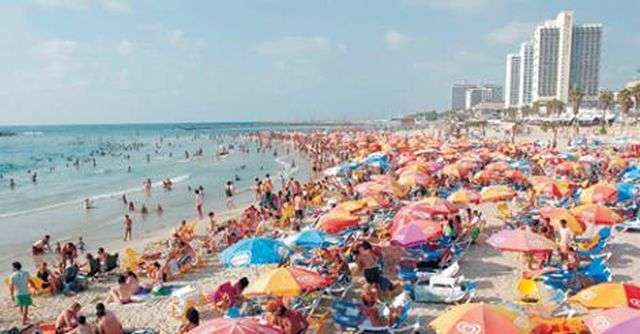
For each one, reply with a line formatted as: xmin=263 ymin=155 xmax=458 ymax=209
xmin=607 ymin=241 xmax=640 ymax=269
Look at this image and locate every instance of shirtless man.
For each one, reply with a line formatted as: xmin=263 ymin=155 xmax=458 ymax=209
xmin=123 ymin=215 xmax=133 ymax=241
xmin=55 ymin=302 xmax=82 ymax=334
xmin=32 ymin=235 xmax=51 ymax=268
xmin=105 ymin=275 xmax=132 ymax=304
xmin=95 ymin=303 xmax=124 ymax=334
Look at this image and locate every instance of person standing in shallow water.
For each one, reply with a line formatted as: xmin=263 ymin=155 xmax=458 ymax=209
xmin=123 ymin=214 xmax=133 ymax=241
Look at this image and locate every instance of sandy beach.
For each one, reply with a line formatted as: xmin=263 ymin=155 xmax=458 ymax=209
xmin=1 ymin=123 xmax=639 ymax=334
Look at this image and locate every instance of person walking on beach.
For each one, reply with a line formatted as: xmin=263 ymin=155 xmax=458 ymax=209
xmin=9 ymin=261 xmax=35 ymax=325
xmin=195 ymin=189 xmax=204 ymax=219
xmin=123 ymin=215 xmax=133 ymax=241
xmin=225 ymin=181 xmax=235 ymax=209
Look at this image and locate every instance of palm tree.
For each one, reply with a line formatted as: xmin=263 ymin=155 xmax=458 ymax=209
xmin=570 ymin=88 xmax=584 ymax=135
xmin=532 ymin=101 xmax=543 ymax=116
xmin=598 ymin=91 xmax=614 ymax=133
xmin=617 ymin=88 xmax=633 ymax=128
xmin=632 ymin=84 xmax=640 ymax=124
xmin=546 ymin=99 xmax=564 ymax=147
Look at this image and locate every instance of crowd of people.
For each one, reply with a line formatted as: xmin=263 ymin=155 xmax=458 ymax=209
xmin=6 ymin=128 xmax=640 ymax=334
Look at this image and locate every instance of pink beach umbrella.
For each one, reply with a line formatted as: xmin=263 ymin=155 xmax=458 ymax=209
xmin=486 ymin=229 xmax=556 ymax=252
xmin=391 ymin=220 xmax=442 ymax=247
xmin=582 ymin=308 xmax=640 ymax=334
xmin=188 ymin=317 xmax=283 ymax=334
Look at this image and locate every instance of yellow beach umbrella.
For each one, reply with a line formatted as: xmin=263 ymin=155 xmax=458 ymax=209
xmin=243 ymin=267 xmax=332 ymax=297
xmin=569 ymin=282 xmax=640 ymax=309
xmin=481 ymin=185 xmax=516 ymax=203
xmin=447 ymin=189 xmax=481 ymax=205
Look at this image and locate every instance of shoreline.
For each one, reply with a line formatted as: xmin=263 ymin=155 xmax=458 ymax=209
xmin=0 ymin=142 xmax=309 ymax=276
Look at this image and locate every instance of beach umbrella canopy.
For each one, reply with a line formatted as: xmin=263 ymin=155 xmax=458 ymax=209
xmin=580 ymin=183 xmax=618 ymax=205
xmin=616 ymin=182 xmax=636 ymax=202
xmin=286 ymin=229 xmax=337 ymax=250
xmin=486 ymin=229 xmax=556 ymax=252
xmin=188 ymin=318 xmax=283 ymax=334
xmin=447 ymin=189 xmax=481 ymax=205
xmin=480 ymin=185 xmax=516 ymax=203
xmin=316 ymin=209 xmax=360 ymax=234
xmin=243 ymin=267 xmax=332 ymax=297
xmin=485 ymin=161 xmax=511 ymax=173
xmin=334 ymin=199 xmax=367 ymax=213
xmin=555 ymin=161 xmax=581 ymax=175
xmin=472 ymin=170 xmax=500 ymax=184
xmin=430 ymin=303 xmax=529 ymax=334
xmin=570 ymin=282 xmax=640 ymax=309
xmin=582 ymin=308 xmax=640 ymax=334
xmin=571 ymin=204 xmax=622 ymax=226
xmin=219 ymin=237 xmax=292 ymax=267
xmin=539 ymin=207 xmax=585 ymax=234
xmin=528 ymin=176 xmax=554 ymax=186
xmin=391 ymin=220 xmax=443 ymax=247
xmin=418 ymin=197 xmax=459 ymax=215
xmin=397 ymin=171 xmax=432 ymax=187
xmin=534 ymin=181 xmax=572 ymax=198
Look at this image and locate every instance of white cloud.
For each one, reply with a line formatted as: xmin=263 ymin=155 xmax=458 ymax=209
xmin=167 ymin=29 xmax=185 ymax=47
xmin=34 ymin=39 xmax=78 ymax=78
xmin=384 ymin=30 xmax=414 ymax=49
xmin=117 ymin=39 xmax=134 ymax=55
xmin=487 ymin=21 xmax=535 ymax=45
xmin=33 ymin=0 xmax=130 ymax=13
xmin=252 ymin=36 xmax=333 ymax=56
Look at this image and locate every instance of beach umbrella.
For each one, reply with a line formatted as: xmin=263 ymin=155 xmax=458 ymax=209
xmin=472 ymin=170 xmax=500 ymax=184
xmin=334 ymin=199 xmax=367 ymax=213
xmin=316 ymin=209 xmax=360 ymax=234
xmin=503 ymin=169 xmax=526 ymax=182
xmin=555 ymin=161 xmax=581 ymax=175
xmin=397 ymin=171 xmax=432 ymax=187
xmin=242 ymin=267 xmax=332 ymax=297
xmin=286 ymin=229 xmax=337 ymax=250
xmin=447 ymin=189 xmax=481 ymax=205
xmin=539 ymin=207 xmax=585 ymax=234
xmin=430 ymin=303 xmax=529 ymax=334
xmin=188 ymin=317 xmax=283 ymax=334
xmin=528 ymin=176 xmax=554 ymax=186
xmin=582 ymin=308 xmax=640 ymax=334
xmin=418 ymin=197 xmax=459 ymax=215
xmin=617 ymin=182 xmax=636 ymax=202
xmin=571 ymin=204 xmax=622 ymax=226
xmin=442 ymin=163 xmax=463 ymax=178
xmin=480 ymin=185 xmax=516 ymax=203
xmin=219 ymin=237 xmax=292 ymax=267
xmin=486 ymin=161 xmax=511 ymax=173
xmin=391 ymin=220 xmax=443 ymax=247
xmin=580 ymin=183 xmax=618 ymax=205
xmin=486 ymin=229 xmax=556 ymax=252
xmin=534 ymin=181 xmax=572 ymax=198
xmin=569 ymin=282 xmax=640 ymax=309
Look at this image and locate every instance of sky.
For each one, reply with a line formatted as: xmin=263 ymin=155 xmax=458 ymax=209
xmin=0 ymin=0 xmax=638 ymax=125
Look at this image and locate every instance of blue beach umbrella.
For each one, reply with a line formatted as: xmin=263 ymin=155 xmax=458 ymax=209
xmin=219 ymin=237 xmax=292 ymax=267
xmin=617 ymin=182 xmax=636 ymax=202
xmin=288 ymin=229 xmax=338 ymax=250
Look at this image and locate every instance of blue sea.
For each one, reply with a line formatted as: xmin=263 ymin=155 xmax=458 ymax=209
xmin=0 ymin=123 xmax=311 ymax=272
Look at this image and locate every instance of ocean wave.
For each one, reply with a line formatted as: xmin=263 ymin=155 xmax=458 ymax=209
xmin=0 ymin=174 xmax=190 ymax=219
xmin=21 ymin=131 xmax=44 ymax=136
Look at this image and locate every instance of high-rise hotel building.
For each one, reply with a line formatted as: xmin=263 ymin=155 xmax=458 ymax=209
xmin=504 ymin=11 xmax=602 ymax=106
